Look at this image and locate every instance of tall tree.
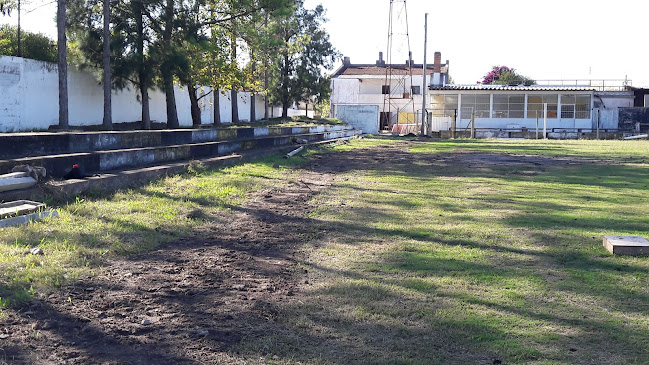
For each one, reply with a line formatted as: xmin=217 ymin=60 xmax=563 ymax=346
xmin=102 ymin=0 xmax=111 ymax=129
xmin=267 ymin=1 xmax=338 ymax=118
xmin=57 ymin=0 xmax=69 ymax=129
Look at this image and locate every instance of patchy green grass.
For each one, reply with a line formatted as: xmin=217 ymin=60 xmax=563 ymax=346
xmin=0 ymin=154 xmax=311 ymax=307
xmin=249 ymin=138 xmax=649 ymax=364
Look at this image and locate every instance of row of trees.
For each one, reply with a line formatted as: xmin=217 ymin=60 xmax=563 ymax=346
xmin=2 ymin=0 xmax=338 ymax=129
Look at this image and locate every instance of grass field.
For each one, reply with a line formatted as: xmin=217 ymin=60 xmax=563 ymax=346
xmin=248 ymin=138 xmax=649 ymax=364
xmin=2 ymin=137 xmax=649 ymax=364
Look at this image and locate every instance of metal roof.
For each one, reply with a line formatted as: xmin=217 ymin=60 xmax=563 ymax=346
xmin=428 ymin=84 xmax=596 ymax=91
xmin=333 ymin=64 xmax=449 ymax=77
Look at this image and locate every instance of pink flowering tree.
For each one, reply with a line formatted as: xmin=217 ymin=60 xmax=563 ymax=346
xmin=479 ymin=66 xmax=535 ymax=85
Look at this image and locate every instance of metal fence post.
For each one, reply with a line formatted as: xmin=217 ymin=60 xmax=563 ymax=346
xmin=452 ymin=109 xmax=457 ymax=139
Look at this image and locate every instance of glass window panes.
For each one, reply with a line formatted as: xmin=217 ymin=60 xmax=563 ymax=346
xmin=460 ymin=94 xmax=490 ymax=119
xmin=527 ymin=94 xmax=558 ymax=119
xmin=561 ymin=104 xmax=575 ymax=119
xmin=493 ymin=94 xmax=524 ymax=118
xmin=431 ymin=94 xmax=458 ymax=117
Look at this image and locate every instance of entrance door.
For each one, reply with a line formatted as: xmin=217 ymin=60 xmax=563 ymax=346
xmin=380 ymin=112 xmax=391 ymax=131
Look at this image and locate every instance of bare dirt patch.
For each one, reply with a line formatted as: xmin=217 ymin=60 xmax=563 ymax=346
xmin=0 ymin=166 xmax=335 ymax=364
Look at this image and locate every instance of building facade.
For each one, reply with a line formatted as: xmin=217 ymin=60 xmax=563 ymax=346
xmin=330 ymin=52 xmax=449 ymax=134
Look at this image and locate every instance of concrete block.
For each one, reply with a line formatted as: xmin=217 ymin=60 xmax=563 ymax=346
xmin=217 ymin=129 xmax=237 ymax=140
xmin=0 ymin=176 xmax=37 ymax=192
xmin=603 ymin=235 xmax=649 ymax=256
xmin=253 ymin=127 xmax=269 ymax=137
xmin=268 ymin=127 xmax=283 ymax=136
xmin=0 ymin=209 xmax=58 ymax=229
xmin=0 ymin=200 xmax=45 ymax=219
xmin=191 ymin=129 xmax=217 ymax=143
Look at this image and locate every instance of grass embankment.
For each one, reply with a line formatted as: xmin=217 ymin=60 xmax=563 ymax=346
xmin=0 ymin=156 xmax=305 ymax=307
xmin=248 ymin=138 xmax=649 ymax=364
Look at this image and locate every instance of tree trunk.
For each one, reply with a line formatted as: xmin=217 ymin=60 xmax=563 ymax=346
xmin=263 ymin=15 xmax=269 ymax=120
xmin=282 ymin=100 xmax=289 ymax=118
xmin=281 ymin=52 xmax=290 ymax=119
xmin=57 ymin=0 xmax=68 ymax=129
xmin=17 ymin=0 xmax=20 ymax=57
xmin=102 ymin=0 xmax=112 ymax=130
xmin=141 ymin=82 xmax=150 ymax=129
xmin=230 ymin=32 xmax=238 ymax=123
xmin=163 ymin=73 xmax=179 ymax=128
xmin=231 ymin=89 xmax=238 ymax=123
xmin=250 ymin=49 xmax=256 ymax=122
xmin=250 ymin=93 xmax=255 ymax=122
xmin=134 ymin=1 xmax=150 ymax=129
xmin=213 ymin=88 xmax=221 ymax=125
xmin=188 ymin=84 xmax=201 ymax=127
xmin=162 ymin=0 xmax=179 ymax=128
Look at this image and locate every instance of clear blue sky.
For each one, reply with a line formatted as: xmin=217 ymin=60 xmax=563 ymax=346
xmin=3 ymin=0 xmax=648 ymax=87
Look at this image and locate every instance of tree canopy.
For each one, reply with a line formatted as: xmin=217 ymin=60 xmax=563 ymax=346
xmin=479 ymin=65 xmax=535 ymax=86
xmin=60 ymin=0 xmax=337 ymax=128
xmin=0 ymin=24 xmax=57 ymax=62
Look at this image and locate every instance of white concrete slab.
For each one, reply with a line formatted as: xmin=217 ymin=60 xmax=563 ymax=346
xmin=0 ymin=210 xmax=58 ymax=229
xmin=0 ymin=176 xmax=37 ymax=192
xmin=0 ymin=200 xmax=45 ymax=219
xmin=603 ymin=235 xmax=649 ymax=256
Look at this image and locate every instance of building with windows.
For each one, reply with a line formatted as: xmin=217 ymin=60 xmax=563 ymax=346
xmin=330 ymin=52 xmax=449 ymax=134
xmin=428 ymin=85 xmax=596 ymax=133
xmin=330 ymin=51 xmax=638 ymax=137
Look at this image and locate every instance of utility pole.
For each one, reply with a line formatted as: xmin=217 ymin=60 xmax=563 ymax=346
xmin=420 ymin=13 xmax=428 ymax=136
xmin=543 ymin=103 xmax=547 ymax=139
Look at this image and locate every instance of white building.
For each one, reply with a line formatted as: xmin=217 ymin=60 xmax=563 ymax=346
xmin=428 ymin=84 xmax=636 ymax=136
xmin=330 ymin=52 xmax=449 ymax=134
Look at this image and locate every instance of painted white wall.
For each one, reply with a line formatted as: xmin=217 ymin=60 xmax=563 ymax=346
xmin=331 ymin=78 xmax=359 ymax=103
xmin=335 ymin=104 xmax=379 ymax=134
xmin=0 ymin=56 xmax=273 ymax=132
xmin=331 ymin=75 xmax=430 ymax=125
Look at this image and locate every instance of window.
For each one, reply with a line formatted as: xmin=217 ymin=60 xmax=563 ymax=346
xmin=560 ymin=94 xmax=590 ymax=119
xmin=575 ymin=95 xmax=591 ymax=119
xmin=431 ymin=94 xmax=458 ymax=117
xmin=460 ymin=94 xmax=490 ymax=119
xmin=381 ymin=85 xmax=390 ymax=94
xmin=527 ymin=94 xmax=558 ymax=119
xmin=411 ymin=86 xmax=421 ymax=95
xmin=493 ymin=94 xmax=524 ymax=118
xmin=561 ymin=104 xmax=575 ymax=119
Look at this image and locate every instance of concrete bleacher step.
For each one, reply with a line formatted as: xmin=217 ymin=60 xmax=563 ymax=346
xmin=0 ymin=135 xmax=359 ymax=203
xmin=0 ymin=125 xmax=352 ymax=160
xmin=0 ymin=127 xmax=360 ymax=178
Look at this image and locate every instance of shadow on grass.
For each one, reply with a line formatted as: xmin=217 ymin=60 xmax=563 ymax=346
xmin=243 ymin=142 xmax=649 ymax=363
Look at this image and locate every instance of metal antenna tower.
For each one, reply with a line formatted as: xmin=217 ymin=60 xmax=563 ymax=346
xmin=382 ymin=0 xmax=417 ymax=134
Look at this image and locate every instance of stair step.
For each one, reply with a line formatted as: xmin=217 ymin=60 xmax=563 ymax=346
xmin=0 ymin=125 xmax=351 ymax=160
xmin=0 ymin=129 xmax=360 ymax=177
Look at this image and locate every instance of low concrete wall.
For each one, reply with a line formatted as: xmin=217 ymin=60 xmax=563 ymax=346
xmin=0 ymin=125 xmax=351 ymax=159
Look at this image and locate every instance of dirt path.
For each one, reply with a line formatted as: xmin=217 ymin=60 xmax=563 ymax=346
xmin=0 ymin=163 xmax=337 ymax=364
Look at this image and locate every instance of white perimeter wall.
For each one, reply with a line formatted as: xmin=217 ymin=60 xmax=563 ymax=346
xmin=0 ymin=56 xmax=299 ymax=132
